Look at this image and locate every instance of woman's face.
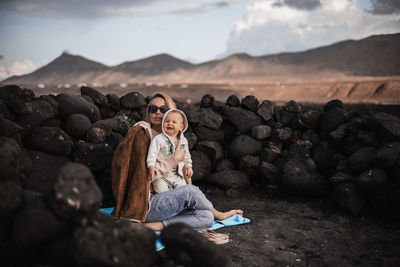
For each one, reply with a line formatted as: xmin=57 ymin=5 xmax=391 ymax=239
xmin=148 ymin=97 xmax=166 ymax=126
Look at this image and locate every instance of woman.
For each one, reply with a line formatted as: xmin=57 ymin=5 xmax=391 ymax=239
xmin=111 ymin=92 xmax=242 ymax=230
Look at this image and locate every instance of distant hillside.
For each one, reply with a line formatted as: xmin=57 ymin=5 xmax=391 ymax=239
xmin=2 ymin=33 xmax=400 ymax=85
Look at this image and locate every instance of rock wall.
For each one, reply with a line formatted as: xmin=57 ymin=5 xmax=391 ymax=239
xmin=1 ymin=84 xmax=399 ymax=265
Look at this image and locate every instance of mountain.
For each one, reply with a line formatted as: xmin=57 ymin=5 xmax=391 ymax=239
xmin=2 ymin=33 xmax=400 ymax=85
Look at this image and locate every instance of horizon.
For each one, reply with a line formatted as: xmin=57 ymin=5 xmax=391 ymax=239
xmin=1 ymin=0 xmax=400 ymax=81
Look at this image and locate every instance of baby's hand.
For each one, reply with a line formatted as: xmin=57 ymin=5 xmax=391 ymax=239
xmin=184 ymin=167 xmax=193 ymax=180
xmin=148 ymin=166 xmax=157 ymax=181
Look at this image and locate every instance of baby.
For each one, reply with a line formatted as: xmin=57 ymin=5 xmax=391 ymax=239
xmin=147 ymin=109 xmax=193 ymax=193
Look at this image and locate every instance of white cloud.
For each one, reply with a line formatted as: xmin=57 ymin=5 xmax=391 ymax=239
xmin=224 ymin=0 xmax=400 ymax=57
xmin=0 ymin=59 xmax=37 ymax=81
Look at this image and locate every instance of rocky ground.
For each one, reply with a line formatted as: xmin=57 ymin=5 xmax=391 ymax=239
xmin=204 ymin=186 xmax=400 ymax=266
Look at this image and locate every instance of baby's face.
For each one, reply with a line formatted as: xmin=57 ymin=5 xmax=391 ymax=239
xmin=163 ymin=112 xmax=184 ymax=137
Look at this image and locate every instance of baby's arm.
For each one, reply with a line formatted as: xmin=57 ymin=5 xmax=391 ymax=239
xmin=147 ymin=135 xmax=161 ymax=181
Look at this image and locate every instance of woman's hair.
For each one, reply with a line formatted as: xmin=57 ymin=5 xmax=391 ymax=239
xmin=145 ymin=92 xmax=177 ymax=122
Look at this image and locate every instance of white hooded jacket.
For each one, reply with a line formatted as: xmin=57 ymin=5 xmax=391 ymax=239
xmin=146 ymin=109 xmax=192 ymax=177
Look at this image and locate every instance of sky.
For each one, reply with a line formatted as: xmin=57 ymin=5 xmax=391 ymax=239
xmin=0 ymin=0 xmax=399 ymax=80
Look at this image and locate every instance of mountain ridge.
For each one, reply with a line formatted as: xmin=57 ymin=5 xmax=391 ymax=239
xmin=3 ymin=32 xmax=400 ymax=85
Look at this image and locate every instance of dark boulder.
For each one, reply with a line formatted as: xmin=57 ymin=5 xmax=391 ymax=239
xmin=0 ymin=180 xmax=22 ymax=216
xmin=312 ymin=141 xmax=334 ymax=171
xmin=333 ymin=182 xmax=365 ymax=215
xmin=259 ymin=161 xmax=280 ymax=184
xmin=226 ymin=95 xmax=240 ymax=107
xmin=323 ymin=99 xmax=344 ymax=111
xmin=191 ymin=150 xmax=211 ymax=182
xmin=356 ymin=168 xmax=388 ymax=192
xmin=208 ymin=170 xmax=250 ymax=189
xmin=0 ymin=85 xmax=28 ymax=116
xmin=0 ymin=117 xmax=23 ymax=145
xmin=194 ymin=141 xmax=224 ymax=163
xmin=0 ymin=98 xmax=14 ymax=121
xmin=49 ymin=162 xmax=102 ymax=218
xmin=55 ymin=93 xmax=100 ymax=122
xmin=256 ymin=100 xmax=274 ymax=121
xmin=17 ymin=99 xmax=55 ymax=129
xmin=375 ymin=142 xmax=400 ymax=169
xmin=239 ymin=155 xmax=259 ymax=176
xmin=184 ymin=131 xmax=198 ymax=150
xmin=162 ymin=223 xmax=227 ymax=267
xmin=65 ymin=114 xmax=91 ymax=140
xmin=274 ymin=107 xmax=298 ymax=126
xmin=105 ymin=132 xmax=123 ymax=149
xmin=371 ymin=185 xmax=400 ymax=216
xmin=299 ymin=110 xmax=321 ymax=130
xmin=282 ymin=100 xmax=301 ymax=114
xmin=329 ymin=172 xmax=355 ymax=185
xmin=120 ymin=92 xmax=146 ymax=110
xmin=282 ymin=159 xmax=327 ymax=194
xmin=222 ymin=107 xmax=262 ymax=133
xmin=85 ymin=121 xmax=113 ymax=143
xmin=229 ymin=135 xmax=262 ymax=160
xmin=193 ymin=126 xmax=224 ymax=143
xmin=373 ymin=112 xmax=400 ymax=141
xmin=241 ymin=95 xmax=259 ymax=111
xmin=0 ymin=136 xmax=23 ymax=182
xmin=319 ymin=107 xmax=347 ymax=133
xmin=80 ymin=86 xmax=108 ymax=107
xmin=251 ymin=125 xmax=271 ymax=140
xmin=12 ymin=198 xmax=69 ymax=247
xmin=200 ymin=94 xmax=215 ymax=108
xmin=346 ymin=146 xmax=377 ymax=174
xmin=187 ymin=108 xmax=223 ymax=130
xmin=215 ymin=159 xmax=236 ymax=172
xmin=73 ymin=142 xmax=114 ymax=172
xmin=272 ymin=127 xmax=292 ymax=143
xmin=39 ymin=95 xmax=59 ymax=116
xmin=27 ymin=127 xmax=74 ymax=157
xmin=73 ymin=219 xmax=157 ymax=267
xmin=24 ymin=150 xmax=70 ymax=194
xmin=106 ymin=93 xmax=121 ymax=111
xmin=302 ymin=129 xmax=320 ymax=145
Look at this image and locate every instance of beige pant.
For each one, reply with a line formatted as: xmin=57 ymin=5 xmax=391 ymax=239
xmin=152 ymin=172 xmax=186 ymax=194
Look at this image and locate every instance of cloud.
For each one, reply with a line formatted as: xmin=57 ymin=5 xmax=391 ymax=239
xmin=223 ymin=0 xmax=400 ymax=57
xmin=0 ymin=0 xmax=234 ymax=19
xmin=0 ymin=55 xmax=4 ymax=60
xmin=273 ymin=0 xmax=322 ymax=10
xmin=0 ymin=59 xmax=37 ymax=81
xmin=369 ymin=0 xmax=400 ymax=14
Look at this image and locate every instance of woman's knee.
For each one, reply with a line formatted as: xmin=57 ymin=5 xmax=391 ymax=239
xmin=199 ymin=210 xmax=214 ymax=228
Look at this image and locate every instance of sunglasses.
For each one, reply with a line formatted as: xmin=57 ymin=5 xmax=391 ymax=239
xmin=148 ymin=105 xmax=169 ymax=114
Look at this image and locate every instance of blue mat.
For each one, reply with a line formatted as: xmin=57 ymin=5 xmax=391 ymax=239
xmin=100 ymin=208 xmax=250 ymax=251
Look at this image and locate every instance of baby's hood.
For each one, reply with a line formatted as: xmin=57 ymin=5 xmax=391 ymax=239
xmin=161 ymin=109 xmax=189 ymax=137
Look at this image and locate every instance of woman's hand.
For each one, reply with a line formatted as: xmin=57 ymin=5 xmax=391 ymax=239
xmin=173 ymin=140 xmax=185 ymax=162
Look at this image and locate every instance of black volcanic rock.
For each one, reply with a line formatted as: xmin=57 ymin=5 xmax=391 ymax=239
xmin=283 ymin=100 xmax=301 ymax=114
xmin=39 ymin=95 xmax=59 ymax=116
xmin=215 ymin=159 xmax=236 ymax=172
xmin=346 ymin=146 xmax=377 ymax=174
xmin=251 ymin=125 xmax=271 ymax=140
xmin=226 ymin=95 xmax=240 ymax=107
xmin=356 ymin=168 xmax=388 ymax=192
xmin=162 ymin=223 xmax=227 ymax=267
xmin=200 ymin=94 xmax=215 ymax=108
xmin=0 ymin=180 xmax=22 ymax=216
xmin=49 ymin=162 xmax=102 ymax=219
xmin=257 ymin=100 xmax=274 ymax=122
xmin=334 ymin=182 xmax=365 ymax=216
xmin=187 ymin=108 xmax=223 ymax=130
xmin=241 ymin=95 xmax=259 ymax=111
xmin=222 ymin=107 xmax=262 ymax=133
xmin=74 ymin=220 xmax=157 ymax=267
xmin=0 ymin=136 xmax=23 ymax=182
xmin=319 ymin=107 xmax=347 ymax=133
xmin=72 ymin=142 xmax=114 ymax=172
xmin=0 ymin=117 xmax=23 ymax=145
xmin=55 ymin=93 xmax=100 ymax=122
xmin=0 ymin=85 xmax=28 ymax=116
xmin=17 ymin=99 xmax=55 ymax=129
xmin=259 ymin=161 xmax=280 ymax=184
xmin=239 ymin=155 xmax=260 ymax=176
xmin=194 ymin=141 xmax=224 ymax=163
xmin=373 ymin=112 xmax=400 ymax=140
xmin=299 ymin=110 xmax=321 ymax=129
xmin=65 ymin=114 xmax=92 ymax=140
xmin=12 ymin=198 xmax=69 ymax=247
xmin=229 ymin=135 xmax=262 ymax=160
xmin=323 ymin=99 xmax=344 ymax=111
xmin=208 ymin=170 xmax=250 ymax=189
xmin=24 ymin=150 xmax=70 ymax=194
xmin=80 ymin=86 xmax=108 ymax=107
xmin=193 ymin=126 xmax=224 ymax=143
xmin=106 ymin=93 xmax=121 ymax=111
xmin=120 ymin=92 xmax=146 ymax=110
xmin=27 ymin=127 xmax=74 ymax=157
xmin=191 ymin=150 xmax=211 ymax=182
xmin=375 ymin=142 xmax=400 ymax=168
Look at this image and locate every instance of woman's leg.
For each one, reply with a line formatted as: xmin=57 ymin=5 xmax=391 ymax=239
xmin=162 ymin=209 xmax=214 ymax=229
xmin=145 ymin=184 xmax=213 ymax=223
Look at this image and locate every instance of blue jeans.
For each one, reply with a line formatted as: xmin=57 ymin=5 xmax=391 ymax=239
xmin=145 ymin=184 xmax=214 ymax=229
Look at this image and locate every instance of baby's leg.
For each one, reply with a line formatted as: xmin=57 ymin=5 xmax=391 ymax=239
xmin=152 ymin=178 xmax=170 ymax=194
